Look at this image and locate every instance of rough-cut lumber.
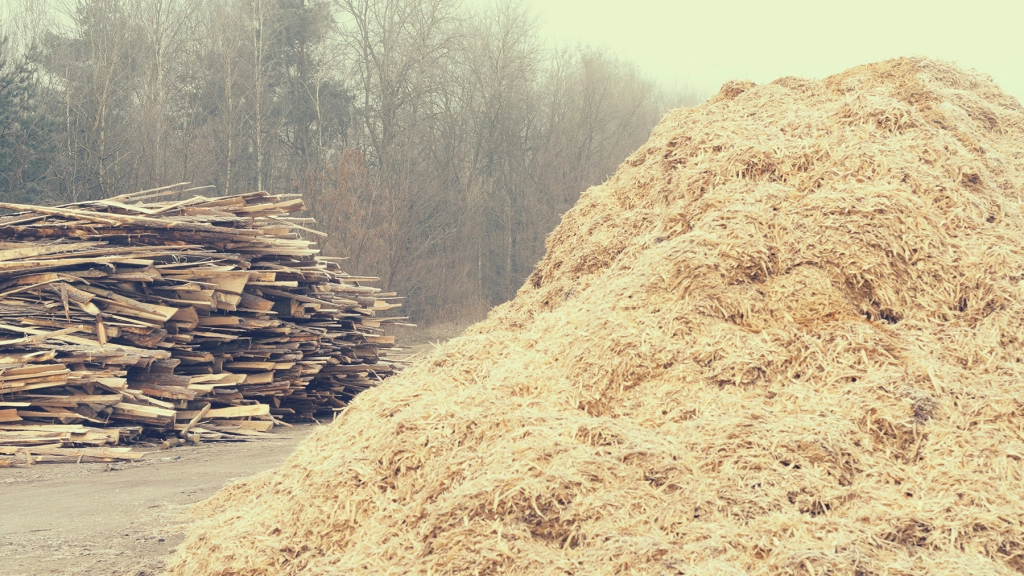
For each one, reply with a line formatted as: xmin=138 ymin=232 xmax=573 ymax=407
xmin=0 ymin=185 xmax=407 ymax=459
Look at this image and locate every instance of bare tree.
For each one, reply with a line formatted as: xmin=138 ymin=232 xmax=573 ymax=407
xmin=11 ymin=0 xmax=702 ymax=324
xmin=131 ymin=0 xmax=195 ymax=188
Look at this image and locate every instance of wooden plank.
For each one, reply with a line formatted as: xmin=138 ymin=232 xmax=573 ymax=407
xmin=137 ymin=384 xmax=198 ymax=401
xmin=0 ymin=445 xmax=145 ymax=461
xmin=243 ymin=372 xmax=275 ymax=385
xmin=176 ymin=404 xmax=269 ymax=419
xmin=0 ymin=408 xmax=23 ymax=422
xmin=239 ymin=292 xmax=275 ymax=311
xmin=196 ymin=316 xmax=241 ymax=327
xmin=179 ymin=403 xmax=210 ymax=438
xmin=206 ymin=420 xmax=274 ymax=432
xmin=112 ymin=402 xmax=176 ymax=418
xmin=224 ymin=361 xmax=277 ymax=371
xmin=170 ymin=306 xmax=200 ymax=329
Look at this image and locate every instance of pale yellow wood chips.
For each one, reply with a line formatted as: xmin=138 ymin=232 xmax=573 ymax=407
xmin=169 ymin=58 xmax=1024 ymax=575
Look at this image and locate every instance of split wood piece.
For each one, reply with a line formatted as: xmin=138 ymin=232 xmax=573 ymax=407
xmin=0 ymin=445 xmax=145 ymax=463
xmin=178 ymin=403 xmax=210 ymax=439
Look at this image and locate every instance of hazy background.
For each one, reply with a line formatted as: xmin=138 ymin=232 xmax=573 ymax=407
xmin=520 ymin=0 xmax=1024 ymax=103
xmin=0 ymin=0 xmax=1019 ymax=328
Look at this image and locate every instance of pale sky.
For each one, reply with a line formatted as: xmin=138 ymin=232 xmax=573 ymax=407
xmin=520 ymin=0 xmax=1024 ymax=104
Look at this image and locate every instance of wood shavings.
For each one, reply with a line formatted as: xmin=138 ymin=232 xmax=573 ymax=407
xmin=170 ymin=58 xmax=1024 ymax=575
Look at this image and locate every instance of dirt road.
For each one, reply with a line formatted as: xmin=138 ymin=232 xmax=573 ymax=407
xmin=0 ymin=423 xmax=320 ymax=576
xmin=0 ymin=338 xmax=450 ymax=576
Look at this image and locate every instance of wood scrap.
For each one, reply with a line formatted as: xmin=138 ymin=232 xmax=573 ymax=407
xmin=0 ymin=185 xmax=405 ymax=459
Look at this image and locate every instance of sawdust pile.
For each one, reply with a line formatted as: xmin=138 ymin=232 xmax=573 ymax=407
xmin=169 ymin=58 xmax=1024 ymax=575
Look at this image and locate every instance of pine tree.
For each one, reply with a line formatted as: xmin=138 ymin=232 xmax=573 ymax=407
xmin=0 ymin=36 xmax=54 ymax=202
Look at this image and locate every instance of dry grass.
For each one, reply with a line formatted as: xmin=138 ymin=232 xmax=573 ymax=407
xmin=168 ymin=57 xmax=1024 ymax=575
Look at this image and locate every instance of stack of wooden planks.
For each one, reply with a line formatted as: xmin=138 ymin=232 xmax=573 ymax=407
xmin=0 ymin=184 xmax=407 ymax=462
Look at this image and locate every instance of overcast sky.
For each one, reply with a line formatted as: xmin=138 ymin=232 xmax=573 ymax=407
xmin=518 ymin=0 xmax=1024 ymax=104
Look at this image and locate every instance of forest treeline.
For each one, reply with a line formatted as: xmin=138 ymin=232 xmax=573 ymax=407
xmin=0 ymin=0 xmax=702 ymax=324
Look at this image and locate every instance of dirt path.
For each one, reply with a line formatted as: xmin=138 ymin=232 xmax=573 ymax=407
xmin=0 ymin=423 xmax=321 ymax=576
xmin=0 ymin=334 xmax=455 ymax=575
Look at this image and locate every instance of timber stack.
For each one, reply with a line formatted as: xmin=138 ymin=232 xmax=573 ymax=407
xmin=0 ymin=184 xmax=406 ymax=463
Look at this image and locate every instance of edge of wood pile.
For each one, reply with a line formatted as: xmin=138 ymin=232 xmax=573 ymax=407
xmin=0 ymin=184 xmax=408 ymax=465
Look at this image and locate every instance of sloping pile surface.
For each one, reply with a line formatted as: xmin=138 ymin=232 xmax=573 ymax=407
xmin=169 ymin=58 xmax=1024 ymax=575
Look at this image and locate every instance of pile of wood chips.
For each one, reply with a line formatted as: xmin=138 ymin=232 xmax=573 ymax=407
xmin=170 ymin=58 xmax=1024 ymax=575
xmin=0 ymin=184 xmax=406 ymax=464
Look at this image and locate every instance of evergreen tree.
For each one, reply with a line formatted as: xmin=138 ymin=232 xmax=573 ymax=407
xmin=0 ymin=36 xmax=54 ymax=202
